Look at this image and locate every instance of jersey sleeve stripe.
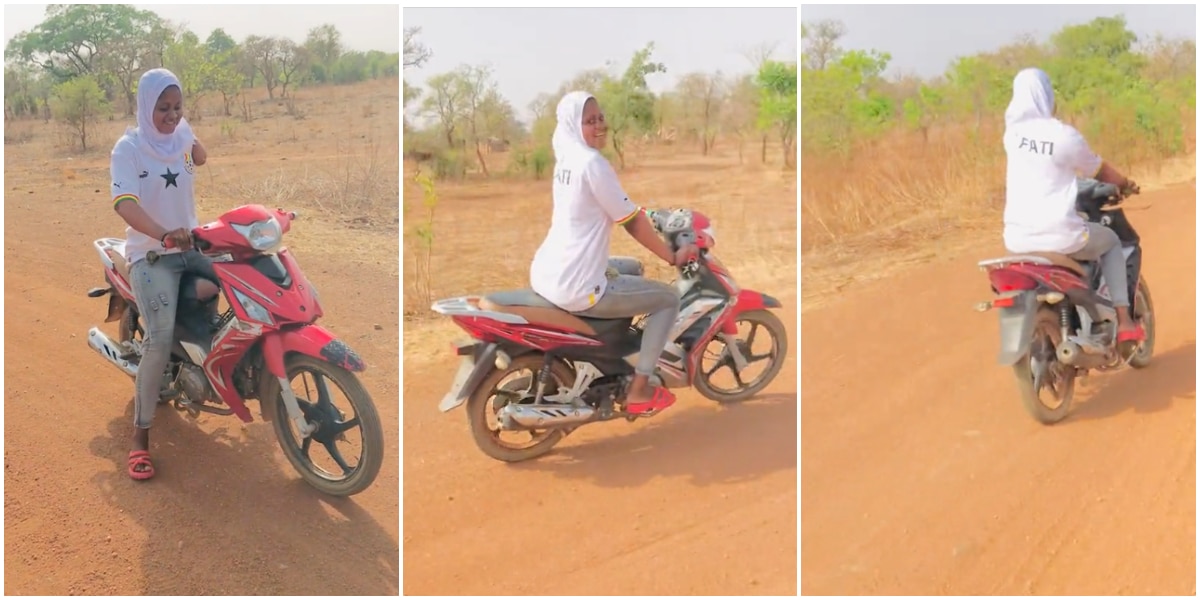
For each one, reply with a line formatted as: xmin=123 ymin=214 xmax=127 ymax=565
xmin=615 ymin=206 xmax=640 ymax=225
xmin=112 ymin=194 xmax=139 ymax=208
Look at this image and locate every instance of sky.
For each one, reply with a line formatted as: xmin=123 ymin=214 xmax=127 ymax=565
xmin=3 ymin=4 xmax=401 ymax=54
xmin=403 ymin=7 xmax=798 ymax=125
xmin=800 ymin=4 xmax=1196 ymax=79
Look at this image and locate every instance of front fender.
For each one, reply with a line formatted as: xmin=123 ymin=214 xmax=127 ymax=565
xmin=996 ymin=292 xmax=1041 ymax=366
xmin=261 ymin=324 xmax=366 ymax=378
xmin=734 ymin=289 xmax=782 ymax=313
xmin=720 ymin=290 xmax=782 ymax=334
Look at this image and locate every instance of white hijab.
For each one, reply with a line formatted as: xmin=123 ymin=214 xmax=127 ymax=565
xmin=552 ymin=91 xmax=599 ymax=167
xmin=130 ymin=68 xmax=194 ymax=162
xmin=1004 ymin=67 xmax=1055 ymax=127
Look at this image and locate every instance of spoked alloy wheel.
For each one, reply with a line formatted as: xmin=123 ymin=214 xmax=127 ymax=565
xmin=694 ymin=309 xmax=789 ymax=403
xmin=1128 ymin=279 xmax=1155 ymax=368
xmin=466 ymin=354 xmax=574 ymax=463
xmin=270 ymin=356 xmax=383 ymax=496
xmin=1013 ymin=308 xmax=1076 ymax=424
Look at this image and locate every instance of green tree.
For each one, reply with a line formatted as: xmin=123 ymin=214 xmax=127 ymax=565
xmin=52 ymin=75 xmax=110 ymax=151
xmin=595 ymin=42 xmax=666 ymax=169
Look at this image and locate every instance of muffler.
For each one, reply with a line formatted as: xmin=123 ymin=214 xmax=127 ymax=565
xmin=497 ymin=403 xmax=595 ymax=430
xmin=1056 ymin=339 xmax=1107 ymax=368
xmin=88 ymin=327 xmax=138 ymax=378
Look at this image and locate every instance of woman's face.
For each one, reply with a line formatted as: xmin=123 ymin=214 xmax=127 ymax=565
xmin=581 ymin=98 xmax=607 ymax=150
xmin=153 ymin=85 xmax=183 ymax=134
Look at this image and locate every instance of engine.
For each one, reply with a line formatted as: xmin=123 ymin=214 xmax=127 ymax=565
xmin=175 ymin=363 xmax=218 ymax=405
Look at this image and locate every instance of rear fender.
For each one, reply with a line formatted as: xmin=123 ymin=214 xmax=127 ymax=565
xmin=105 ymin=292 xmax=129 ymax=323
xmin=439 ymin=341 xmax=500 ymax=412
xmin=996 ymin=291 xmax=1042 ymax=366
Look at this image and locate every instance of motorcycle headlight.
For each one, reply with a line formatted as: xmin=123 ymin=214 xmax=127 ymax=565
xmin=231 ymin=217 xmax=282 ymax=252
xmin=231 ymin=287 xmax=273 ymax=325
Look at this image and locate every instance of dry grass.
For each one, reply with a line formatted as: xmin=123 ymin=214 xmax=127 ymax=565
xmin=401 ymin=143 xmax=798 ymax=366
xmin=3 ymin=79 xmax=400 ymax=270
xmin=799 ymin=120 xmax=1197 ymax=312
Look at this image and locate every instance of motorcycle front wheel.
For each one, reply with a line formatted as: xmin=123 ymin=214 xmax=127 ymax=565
xmin=266 ymin=355 xmax=384 ymax=497
xmin=1128 ymin=278 xmax=1155 ymax=369
xmin=693 ymin=309 xmax=789 ymax=403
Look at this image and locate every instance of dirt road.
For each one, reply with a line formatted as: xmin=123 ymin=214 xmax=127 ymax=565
xmin=801 ymin=181 xmax=1196 ymax=595
xmin=402 ymin=299 xmax=798 ymax=596
xmin=3 ymin=157 xmax=400 ymax=595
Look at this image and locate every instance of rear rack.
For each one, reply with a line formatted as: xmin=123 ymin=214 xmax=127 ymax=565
xmin=976 ymin=255 xmax=1056 ymax=271
xmin=431 ymin=296 xmax=529 ymax=325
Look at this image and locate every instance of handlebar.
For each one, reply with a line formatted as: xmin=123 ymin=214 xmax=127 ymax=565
xmin=160 ymin=207 xmax=299 ymax=252
xmin=1076 ymin=178 xmax=1140 ymax=218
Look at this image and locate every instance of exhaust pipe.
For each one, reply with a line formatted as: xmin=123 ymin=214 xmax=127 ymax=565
xmin=497 ymin=403 xmax=595 ymax=431
xmin=1056 ymin=339 xmax=1107 ymax=369
xmin=88 ymin=327 xmax=138 ymax=378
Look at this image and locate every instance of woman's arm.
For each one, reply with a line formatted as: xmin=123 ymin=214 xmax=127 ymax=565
xmin=192 ymin=136 xmax=207 ymax=166
xmin=622 ymin=210 xmax=675 ymax=265
xmin=587 ymin=159 xmax=676 ymax=266
xmin=1095 ymin=161 xmax=1132 ymax=189
xmin=115 ymin=200 xmax=171 ymax=242
xmin=110 ymin=139 xmax=171 ymax=241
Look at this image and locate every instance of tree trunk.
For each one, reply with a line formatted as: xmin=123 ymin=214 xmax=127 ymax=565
xmin=474 ymin=141 xmax=489 ymax=177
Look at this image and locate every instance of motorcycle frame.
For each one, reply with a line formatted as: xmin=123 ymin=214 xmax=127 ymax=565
xmin=90 ymin=205 xmax=366 ymax=426
xmin=432 ymin=247 xmax=782 ymax=413
xmin=981 ymin=180 xmax=1146 ymax=367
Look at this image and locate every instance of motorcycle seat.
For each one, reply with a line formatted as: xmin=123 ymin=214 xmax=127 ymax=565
xmin=1021 ymin=252 xmax=1088 ymax=277
xmin=111 ymin=249 xmax=132 ymax=283
xmin=480 ymin=290 xmax=598 ymax=336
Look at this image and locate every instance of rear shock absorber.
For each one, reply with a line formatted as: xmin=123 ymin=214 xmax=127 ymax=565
xmin=1060 ymin=304 xmax=1072 ymax=342
xmin=533 ymin=354 xmax=553 ymax=404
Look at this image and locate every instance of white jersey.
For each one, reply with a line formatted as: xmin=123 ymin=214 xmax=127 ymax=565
xmin=1002 ymin=68 xmax=1104 ymax=255
xmin=530 ymin=152 xmax=640 ymax=312
xmin=110 ymin=133 xmax=199 ymax=265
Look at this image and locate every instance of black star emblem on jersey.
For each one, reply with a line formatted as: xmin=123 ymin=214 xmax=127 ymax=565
xmin=161 ymin=167 xmax=179 ymax=188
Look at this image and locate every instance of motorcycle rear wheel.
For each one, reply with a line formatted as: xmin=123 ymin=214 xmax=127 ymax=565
xmin=466 ymin=354 xmax=573 ymax=463
xmin=1013 ymin=307 xmax=1076 ymax=424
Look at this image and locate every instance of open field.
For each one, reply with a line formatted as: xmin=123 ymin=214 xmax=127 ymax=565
xmin=801 ymin=170 xmax=1196 ymax=594
xmin=3 ymin=78 xmax=400 ymax=595
xmin=401 ymin=143 xmax=798 ymax=595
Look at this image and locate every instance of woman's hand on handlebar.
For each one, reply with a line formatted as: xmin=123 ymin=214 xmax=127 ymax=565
xmin=673 ymin=243 xmax=700 ymax=268
xmin=161 ymin=228 xmax=194 ymax=250
xmin=1121 ymin=179 xmax=1140 ymax=197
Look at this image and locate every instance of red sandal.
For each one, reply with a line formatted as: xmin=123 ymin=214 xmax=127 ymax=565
xmin=1117 ymin=324 xmax=1146 ymax=343
xmin=627 ymin=386 xmax=677 ymax=415
xmin=128 ymin=450 xmax=155 ymax=481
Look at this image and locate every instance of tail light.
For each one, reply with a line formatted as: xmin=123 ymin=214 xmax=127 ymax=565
xmin=988 ymin=268 xmax=1037 ymax=292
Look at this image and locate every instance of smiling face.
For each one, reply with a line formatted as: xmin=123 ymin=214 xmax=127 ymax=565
xmin=581 ymin=97 xmax=607 ymax=150
xmin=153 ymin=85 xmax=183 ymax=135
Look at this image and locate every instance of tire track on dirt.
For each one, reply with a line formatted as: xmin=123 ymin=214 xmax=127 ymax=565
xmin=4 ymin=194 xmax=400 ymax=595
xmin=402 ymin=297 xmax=798 ymax=596
xmin=801 ymin=182 xmax=1195 ymax=595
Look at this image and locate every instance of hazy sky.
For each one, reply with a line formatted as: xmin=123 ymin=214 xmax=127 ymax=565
xmin=403 ymin=8 xmax=798 ymax=124
xmin=3 ymin=4 xmax=400 ymax=54
xmin=800 ymin=4 xmax=1197 ymax=78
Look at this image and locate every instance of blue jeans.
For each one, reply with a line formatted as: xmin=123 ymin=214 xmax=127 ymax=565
xmin=128 ymin=249 xmax=216 ymax=428
xmin=572 ymin=257 xmax=680 ymax=377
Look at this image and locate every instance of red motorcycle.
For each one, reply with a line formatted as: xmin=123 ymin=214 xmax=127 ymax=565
xmin=86 ymin=205 xmax=383 ymax=496
xmin=432 ymin=207 xmax=790 ymax=462
xmin=976 ymin=179 xmax=1155 ymax=424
